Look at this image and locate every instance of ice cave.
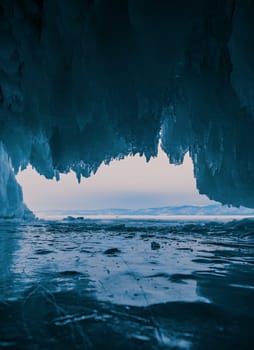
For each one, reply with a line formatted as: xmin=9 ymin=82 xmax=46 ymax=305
xmin=0 ymin=1 xmax=254 ymax=350
xmin=0 ymin=0 xmax=254 ymax=217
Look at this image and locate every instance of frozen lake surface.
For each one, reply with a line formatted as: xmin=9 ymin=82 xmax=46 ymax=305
xmin=0 ymin=217 xmax=254 ymax=349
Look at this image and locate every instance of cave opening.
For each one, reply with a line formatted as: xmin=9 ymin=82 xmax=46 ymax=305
xmin=16 ymin=147 xmax=214 ymax=217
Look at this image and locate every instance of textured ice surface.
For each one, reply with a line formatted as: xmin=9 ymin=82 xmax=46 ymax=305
xmin=0 ymin=143 xmax=33 ymax=219
xmin=0 ymin=1 xmax=254 ymax=214
xmin=0 ymin=218 xmax=253 ymax=349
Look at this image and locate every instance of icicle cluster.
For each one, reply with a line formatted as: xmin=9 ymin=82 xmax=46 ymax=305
xmin=0 ymin=0 xmax=254 ymax=215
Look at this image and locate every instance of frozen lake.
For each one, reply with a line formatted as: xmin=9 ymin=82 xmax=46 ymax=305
xmin=0 ymin=217 xmax=254 ymax=349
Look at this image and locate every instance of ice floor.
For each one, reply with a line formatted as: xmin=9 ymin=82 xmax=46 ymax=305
xmin=0 ymin=218 xmax=254 ymax=349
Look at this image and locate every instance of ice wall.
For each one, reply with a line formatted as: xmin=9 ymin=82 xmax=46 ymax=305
xmin=0 ymin=143 xmax=32 ymax=218
xmin=0 ymin=0 xmax=254 ymax=213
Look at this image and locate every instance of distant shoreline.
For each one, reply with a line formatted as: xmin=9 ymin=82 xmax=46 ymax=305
xmin=34 ymin=204 xmax=254 ymax=217
xmin=33 ymin=204 xmax=254 ymax=221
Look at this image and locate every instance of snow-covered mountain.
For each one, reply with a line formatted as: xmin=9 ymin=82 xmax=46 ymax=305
xmin=42 ymin=205 xmax=254 ymax=217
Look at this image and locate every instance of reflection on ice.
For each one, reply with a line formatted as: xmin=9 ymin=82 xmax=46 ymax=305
xmin=0 ymin=218 xmax=254 ymax=349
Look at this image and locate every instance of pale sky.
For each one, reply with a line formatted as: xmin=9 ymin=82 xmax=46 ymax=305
xmin=17 ymin=148 xmax=214 ymax=211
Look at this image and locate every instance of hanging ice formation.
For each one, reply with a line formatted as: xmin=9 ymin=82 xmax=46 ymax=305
xmin=0 ymin=0 xmax=254 ymax=217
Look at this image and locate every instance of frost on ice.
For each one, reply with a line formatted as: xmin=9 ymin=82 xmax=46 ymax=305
xmin=0 ymin=0 xmax=254 ymax=216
